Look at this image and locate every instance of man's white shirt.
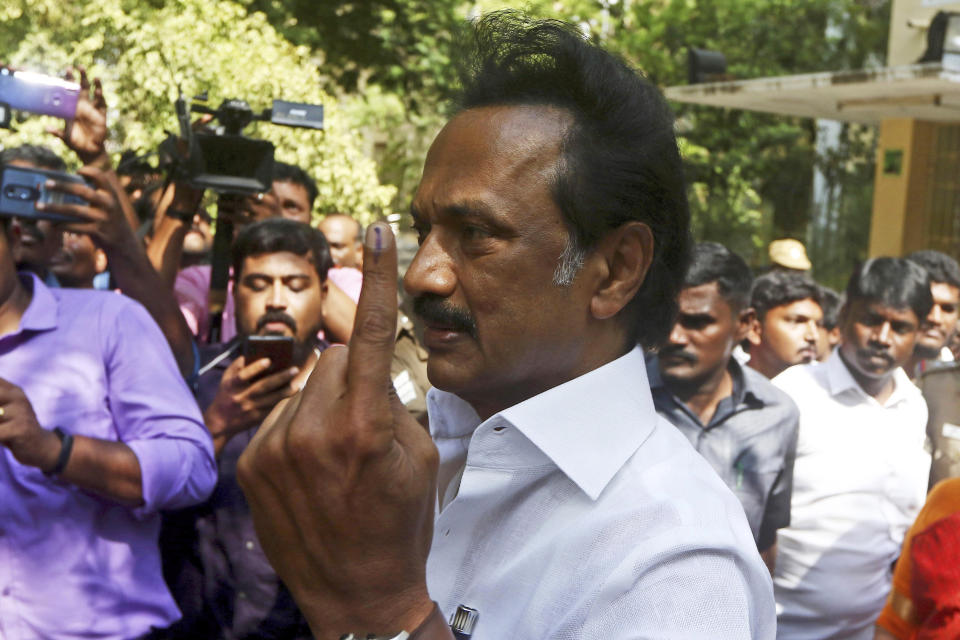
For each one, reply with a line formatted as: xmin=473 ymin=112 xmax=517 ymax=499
xmin=426 ymin=347 xmax=776 ymax=639
xmin=772 ymin=351 xmax=930 ymax=640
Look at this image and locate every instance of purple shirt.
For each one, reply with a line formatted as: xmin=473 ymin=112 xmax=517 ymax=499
xmin=0 ymin=274 xmax=217 ymax=639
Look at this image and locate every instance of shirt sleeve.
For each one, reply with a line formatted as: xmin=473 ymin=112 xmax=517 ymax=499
xmin=102 ymin=295 xmax=217 ymax=515
xmin=757 ymin=403 xmax=800 ymax=550
xmin=327 ymin=267 xmax=362 ymax=303
xmin=578 ymin=534 xmax=776 ymax=639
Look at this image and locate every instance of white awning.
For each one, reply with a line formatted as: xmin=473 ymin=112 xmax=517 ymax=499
xmin=663 ymin=62 xmax=960 ymax=123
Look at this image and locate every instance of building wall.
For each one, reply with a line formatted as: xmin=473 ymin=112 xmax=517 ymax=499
xmin=889 ymin=0 xmax=960 ymax=66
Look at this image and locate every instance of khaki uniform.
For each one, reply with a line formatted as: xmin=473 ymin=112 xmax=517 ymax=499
xmin=391 ymin=312 xmax=431 ymax=423
xmin=918 ymin=363 xmax=960 ymax=488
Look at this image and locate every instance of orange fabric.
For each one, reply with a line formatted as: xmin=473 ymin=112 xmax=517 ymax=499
xmin=876 ymin=478 xmax=960 ymax=639
xmin=912 ymin=511 xmax=960 ymax=639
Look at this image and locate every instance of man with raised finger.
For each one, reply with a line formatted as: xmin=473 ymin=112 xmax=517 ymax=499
xmin=162 ymin=218 xmax=331 ymax=638
xmin=236 ymin=12 xmax=774 ymax=640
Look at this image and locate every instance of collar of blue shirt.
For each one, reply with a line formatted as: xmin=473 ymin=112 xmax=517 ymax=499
xmin=12 ymin=272 xmax=58 ymax=335
xmin=428 ymin=346 xmax=656 ymax=501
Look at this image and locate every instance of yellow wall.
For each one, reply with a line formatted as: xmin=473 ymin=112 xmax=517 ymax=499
xmin=869 ymin=118 xmax=936 ymax=257
xmin=889 ymin=0 xmax=960 ymax=66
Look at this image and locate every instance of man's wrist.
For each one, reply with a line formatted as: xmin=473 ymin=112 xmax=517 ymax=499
xmin=339 ymin=601 xmax=452 ymax=640
xmin=79 ymin=149 xmax=111 ymax=170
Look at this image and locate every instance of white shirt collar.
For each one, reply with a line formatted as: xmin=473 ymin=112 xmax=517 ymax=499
xmin=824 ymin=348 xmax=915 ymax=407
xmin=428 ymin=346 xmax=656 ymax=500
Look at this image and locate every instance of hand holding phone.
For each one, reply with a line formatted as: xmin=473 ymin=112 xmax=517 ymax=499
xmin=0 ymin=166 xmax=86 ymax=222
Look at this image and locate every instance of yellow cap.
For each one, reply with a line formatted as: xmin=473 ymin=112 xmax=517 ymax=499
xmin=768 ymin=238 xmax=812 ymax=270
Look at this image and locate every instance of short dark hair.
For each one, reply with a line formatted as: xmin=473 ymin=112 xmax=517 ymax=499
xmin=0 ymin=144 xmax=66 ymax=171
xmin=818 ymin=285 xmax=843 ymax=330
xmin=845 ymin=257 xmax=932 ymax=321
xmin=683 ymin=242 xmax=753 ymax=312
xmin=273 ymin=161 xmax=318 ymax=209
xmin=751 ymin=271 xmax=822 ymax=322
xmin=232 ymin=218 xmax=333 ymax=283
xmin=906 ymin=250 xmax=960 ymax=288
xmin=453 ymin=10 xmax=691 ymax=348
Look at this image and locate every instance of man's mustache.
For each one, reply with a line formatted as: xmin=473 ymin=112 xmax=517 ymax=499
xmin=658 ymin=344 xmax=698 ymax=365
xmin=413 ymin=294 xmax=478 ymax=338
xmin=858 ymin=347 xmax=894 ymax=365
xmin=256 ymin=310 xmax=298 ymax=334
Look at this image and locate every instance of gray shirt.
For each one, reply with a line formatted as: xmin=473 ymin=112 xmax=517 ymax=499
xmin=646 ymin=354 xmax=799 ymax=550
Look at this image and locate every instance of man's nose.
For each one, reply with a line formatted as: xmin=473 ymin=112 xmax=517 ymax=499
xmin=803 ymin=320 xmax=819 ymax=342
xmin=872 ymin=322 xmax=892 ymax=345
xmin=668 ymin=323 xmax=687 ymax=346
xmin=403 ymin=233 xmax=456 ymax=299
xmin=929 ymin=304 xmax=943 ymax=326
xmin=266 ymin=284 xmax=287 ymax=309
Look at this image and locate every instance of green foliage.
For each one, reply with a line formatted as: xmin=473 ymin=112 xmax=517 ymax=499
xmin=0 ymin=0 xmax=395 ymax=223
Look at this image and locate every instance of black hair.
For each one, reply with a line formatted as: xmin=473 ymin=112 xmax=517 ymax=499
xmin=818 ymin=285 xmax=843 ymax=330
xmin=453 ymin=10 xmax=691 ymax=348
xmin=683 ymin=242 xmax=753 ymax=312
xmin=0 ymin=144 xmax=66 ymax=171
xmin=845 ymin=257 xmax=932 ymax=321
xmin=751 ymin=271 xmax=822 ymax=322
xmin=273 ymin=161 xmax=318 ymax=209
xmin=232 ymin=218 xmax=333 ymax=283
xmin=906 ymin=250 xmax=960 ymax=288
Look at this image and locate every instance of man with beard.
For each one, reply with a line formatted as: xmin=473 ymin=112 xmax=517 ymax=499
xmin=772 ymin=258 xmax=933 ymax=640
xmin=233 ymin=12 xmax=774 ymax=640
xmin=648 ymin=242 xmax=799 ymax=573
xmin=162 ymin=218 xmax=330 ymax=638
xmin=747 ymin=271 xmax=824 ymax=379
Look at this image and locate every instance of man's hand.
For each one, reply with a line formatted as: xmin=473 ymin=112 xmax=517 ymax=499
xmin=47 ymin=67 xmax=109 ymax=168
xmin=217 ymin=191 xmax=280 ymax=227
xmin=0 ymin=378 xmax=60 ymax=471
xmin=237 ymin=223 xmax=443 ymax=638
xmin=204 ymin=357 xmax=300 ymax=456
xmin=40 ymin=166 xmax=136 ymax=253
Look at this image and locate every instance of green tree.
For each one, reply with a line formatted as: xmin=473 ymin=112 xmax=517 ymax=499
xmin=0 ymin=0 xmax=396 ymax=223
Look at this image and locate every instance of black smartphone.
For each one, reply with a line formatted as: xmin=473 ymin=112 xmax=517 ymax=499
xmin=0 ymin=69 xmax=80 ymax=120
xmin=0 ymin=166 xmax=87 ymax=222
xmin=242 ymin=335 xmax=295 ymax=377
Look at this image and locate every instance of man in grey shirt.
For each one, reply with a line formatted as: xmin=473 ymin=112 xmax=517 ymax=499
xmin=647 ymin=242 xmax=799 ymax=573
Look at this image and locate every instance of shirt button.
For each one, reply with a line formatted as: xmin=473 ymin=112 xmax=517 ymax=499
xmin=238 ymin=591 xmax=247 ymax=599
xmin=245 ymin=540 xmax=255 ymax=550
xmin=2 ymin=587 xmax=10 ymax=597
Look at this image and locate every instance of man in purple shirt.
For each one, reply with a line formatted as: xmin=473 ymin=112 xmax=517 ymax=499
xmin=0 ymin=211 xmax=217 ymax=638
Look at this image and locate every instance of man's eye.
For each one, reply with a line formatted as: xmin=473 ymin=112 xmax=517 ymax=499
xmin=942 ymin=305 xmax=957 ymax=314
xmin=462 ymin=225 xmax=492 ymax=242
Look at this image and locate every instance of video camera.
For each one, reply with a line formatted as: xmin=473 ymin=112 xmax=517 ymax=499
xmin=163 ymin=92 xmax=323 ymax=195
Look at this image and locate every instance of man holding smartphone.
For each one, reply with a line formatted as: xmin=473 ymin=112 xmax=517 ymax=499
xmin=162 ymin=218 xmax=332 ymax=639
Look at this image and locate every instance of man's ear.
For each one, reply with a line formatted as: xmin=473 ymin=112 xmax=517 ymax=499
xmin=589 ymin=222 xmax=654 ymax=321
xmin=747 ymin=312 xmax=763 ymax=347
xmin=736 ymin=307 xmax=756 ymax=343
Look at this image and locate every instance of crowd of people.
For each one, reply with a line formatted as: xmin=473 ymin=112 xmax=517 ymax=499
xmin=2 ymin=9 xmax=960 ymax=640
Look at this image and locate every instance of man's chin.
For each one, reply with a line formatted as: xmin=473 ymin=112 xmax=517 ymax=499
xmin=914 ymin=339 xmax=944 ymax=360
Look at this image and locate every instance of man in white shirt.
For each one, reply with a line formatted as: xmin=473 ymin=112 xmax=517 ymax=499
xmin=234 ymin=11 xmax=775 ymax=640
xmin=772 ymin=257 xmax=933 ymax=640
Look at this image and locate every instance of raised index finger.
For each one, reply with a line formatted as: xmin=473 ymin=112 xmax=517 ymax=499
xmin=345 ymin=222 xmax=399 ymax=415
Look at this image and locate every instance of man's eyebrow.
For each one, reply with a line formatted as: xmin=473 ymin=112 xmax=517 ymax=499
xmin=410 ymin=200 xmax=497 ymax=221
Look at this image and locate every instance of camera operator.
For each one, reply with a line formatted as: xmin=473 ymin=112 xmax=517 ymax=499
xmin=0 ymin=205 xmax=216 ymax=638
xmin=162 ymin=218 xmax=329 ymax=639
